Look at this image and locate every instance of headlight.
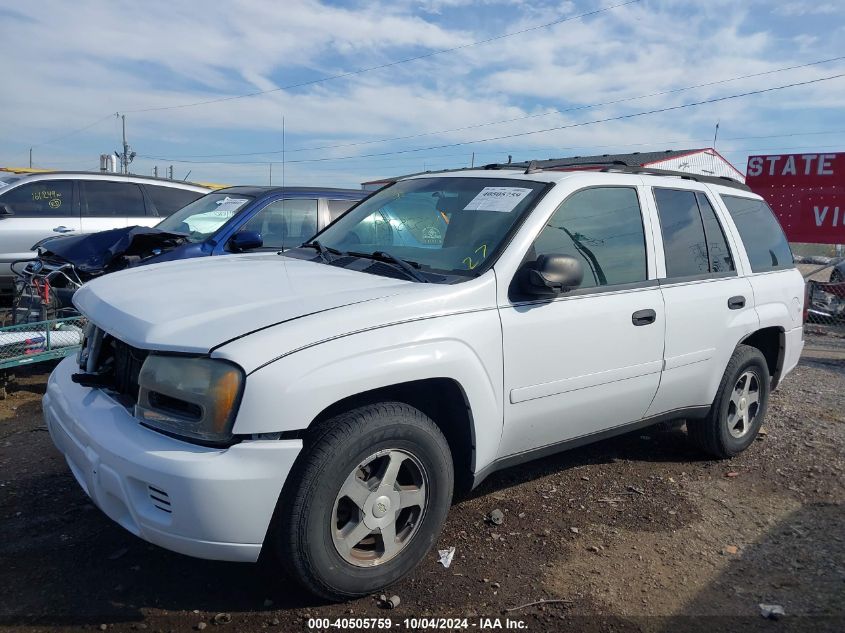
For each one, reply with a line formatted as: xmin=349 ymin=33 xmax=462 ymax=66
xmin=135 ymin=355 xmax=244 ymax=444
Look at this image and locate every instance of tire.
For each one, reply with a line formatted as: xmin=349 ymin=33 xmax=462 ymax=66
xmin=687 ymin=345 xmax=770 ymax=458
xmin=272 ymin=402 xmax=454 ymax=601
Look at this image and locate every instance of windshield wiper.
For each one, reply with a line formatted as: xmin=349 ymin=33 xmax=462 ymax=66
xmin=301 ymin=240 xmax=344 ymax=263
xmin=350 ymin=250 xmax=429 ymax=283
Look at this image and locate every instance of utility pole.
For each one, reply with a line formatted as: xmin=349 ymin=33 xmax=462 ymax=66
xmin=153 ymin=166 xmax=158 ymax=178
xmin=115 ymin=113 xmax=135 ymax=174
xmin=121 ymin=115 xmax=128 ymax=173
xmin=168 ymin=165 xmax=174 ymax=180
xmin=29 ymin=148 xmax=32 ymax=168
xmin=471 ymin=152 xmax=475 ymax=168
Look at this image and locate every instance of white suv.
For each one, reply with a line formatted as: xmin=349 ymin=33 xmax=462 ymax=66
xmin=0 ymin=171 xmax=209 ymax=292
xmin=44 ymin=166 xmax=804 ymax=600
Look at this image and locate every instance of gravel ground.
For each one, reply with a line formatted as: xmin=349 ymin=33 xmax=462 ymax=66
xmin=0 ymin=335 xmax=843 ymax=633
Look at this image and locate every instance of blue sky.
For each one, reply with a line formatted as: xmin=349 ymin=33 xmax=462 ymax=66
xmin=1 ymin=0 xmax=844 ymax=187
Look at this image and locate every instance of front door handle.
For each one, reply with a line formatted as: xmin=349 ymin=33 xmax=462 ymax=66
xmin=728 ymin=295 xmax=746 ymax=310
xmin=632 ymin=308 xmax=657 ymax=326
xmin=52 ymin=226 xmax=76 ymax=233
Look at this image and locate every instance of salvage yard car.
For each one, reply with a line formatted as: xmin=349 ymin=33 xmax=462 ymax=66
xmin=44 ymin=165 xmax=805 ymax=600
xmin=0 ymin=171 xmax=209 ymax=294
xmin=13 ymin=186 xmax=368 ymax=322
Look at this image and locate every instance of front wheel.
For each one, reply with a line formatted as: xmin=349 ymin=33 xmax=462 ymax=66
xmin=272 ymin=402 xmax=453 ymax=601
xmin=687 ymin=345 xmax=770 ymax=458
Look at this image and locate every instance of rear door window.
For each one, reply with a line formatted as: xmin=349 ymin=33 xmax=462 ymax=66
xmin=145 ymin=185 xmax=203 ymax=217
xmin=653 ymin=189 xmax=710 ymax=278
xmin=720 ymin=195 xmax=794 ymax=272
xmin=238 ymin=199 xmax=319 ymax=250
xmin=0 ymin=180 xmax=75 ymax=217
xmin=82 ymin=181 xmax=146 ymax=217
xmin=695 ymin=193 xmax=735 ymax=274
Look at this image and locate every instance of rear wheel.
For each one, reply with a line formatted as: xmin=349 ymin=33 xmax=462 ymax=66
xmin=688 ymin=345 xmax=770 ymax=458
xmin=273 ymin=402 xmax=453 ymax=601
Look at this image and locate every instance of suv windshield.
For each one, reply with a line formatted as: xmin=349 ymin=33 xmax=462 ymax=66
xmin=296 ymin=177 xmax=547 ymax=280
xmin=155 ymin=193 xmax=253 ymax=242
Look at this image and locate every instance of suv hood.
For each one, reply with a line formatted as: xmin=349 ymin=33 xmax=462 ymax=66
xmin=73 ymin=254 xmax=409 ymax=353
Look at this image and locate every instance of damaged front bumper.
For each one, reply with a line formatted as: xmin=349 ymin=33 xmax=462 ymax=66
xmin=43 ymin=356 xmax=301 ymax=562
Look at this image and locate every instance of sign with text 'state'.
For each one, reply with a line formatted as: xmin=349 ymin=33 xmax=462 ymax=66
xmin=745 ymin=152 xmax=845 ymax=244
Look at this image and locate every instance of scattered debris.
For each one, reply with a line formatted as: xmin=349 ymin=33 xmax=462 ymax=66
xmin=722 ymin=545 xmax=739 ymax=555
xmin=626 ymin=485 xmax=645 ymax=495
xmin=487 ymin=509 xmax=505 ymax=525
xmin=379 ymin=594 xmax=401 ymax=609
xmin=505 ymin=598 xmax=574 ymax=612
xmin=726 ymin=471 xmax=740 ymax=478
xmin=212 ymin=613 xmax=232 ymax=625
xmin=491 ymin=582 xmax=501 ymax=589
xmin=437 ymin=546 xmax=456 ymax=568
xmin=99 ymin=626 xmax=107 ymax=631
xmin=269 ymin=618 xmax=280 ymax=626
xmin=569 ymin=527 xmax=580 ymax=534
xmin=196 ymin=623 xmax=207 ymax=631
xmin=597 ymin=497 xmax=625 ymax=503
xmin=759 ymin=604 xmax=785 ymax=620
xmin=587 ymin=545 xmax=600 ymax=553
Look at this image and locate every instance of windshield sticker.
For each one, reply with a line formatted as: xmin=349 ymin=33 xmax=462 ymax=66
xmin=212 ymin=197 xmax=248 ymax=217
xmin=463 ymin=187 xmax=533 ymax=213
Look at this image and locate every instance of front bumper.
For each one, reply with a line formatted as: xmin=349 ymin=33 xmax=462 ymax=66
xmin=43 ymin=356 xmax=302 ymax=562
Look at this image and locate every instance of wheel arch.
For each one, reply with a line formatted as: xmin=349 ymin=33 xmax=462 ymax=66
xmin=307 ymin=378 xmax=477 ymax=495
xmin=739 ymin=326 xmax=785 ymax=388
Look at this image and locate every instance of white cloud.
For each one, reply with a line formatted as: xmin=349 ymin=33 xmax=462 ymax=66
xmin=1 ymin=0 xmax=843 ymax=187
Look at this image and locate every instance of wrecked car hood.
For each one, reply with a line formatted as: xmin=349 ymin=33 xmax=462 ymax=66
xmin=73 ymin=254 xmax=409 ymax=353
xmin=38 ymin=226 xmax=188 ymax=274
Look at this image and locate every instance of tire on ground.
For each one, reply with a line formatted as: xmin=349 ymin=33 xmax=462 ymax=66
xmin=272 ymin=401 xmax=454 ymax=601
xmin=688 ymin=344 xmax=770 ymax=458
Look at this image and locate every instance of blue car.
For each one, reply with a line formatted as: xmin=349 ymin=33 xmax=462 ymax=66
xmin=150 ymin=185 xmax=367 ymax=261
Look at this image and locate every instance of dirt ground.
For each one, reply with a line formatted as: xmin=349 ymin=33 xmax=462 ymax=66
xmin=0 ymin=334 xmax=843 ymax=633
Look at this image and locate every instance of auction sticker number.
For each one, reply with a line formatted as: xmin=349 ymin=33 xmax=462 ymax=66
xmin=463 ymin=187 xmax=532 ymax=213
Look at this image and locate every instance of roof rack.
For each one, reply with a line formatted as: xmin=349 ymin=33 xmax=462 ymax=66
xmin=481 ymin=160 xmax=750 ymax=192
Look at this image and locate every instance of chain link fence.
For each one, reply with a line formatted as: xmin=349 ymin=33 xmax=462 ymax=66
xmin=792 ymin=243 xmax=845 ymax=364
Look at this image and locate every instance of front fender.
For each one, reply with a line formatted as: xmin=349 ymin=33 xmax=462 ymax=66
xmin=229 ymin=311 xmax=504 ymax=472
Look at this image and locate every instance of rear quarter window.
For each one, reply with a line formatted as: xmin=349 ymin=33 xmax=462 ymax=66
xmin=720 ymin=195 xmax=794 ymax=273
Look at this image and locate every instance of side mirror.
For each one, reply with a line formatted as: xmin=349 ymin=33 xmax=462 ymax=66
xmin=521 ymin=254 xmax=584 ymax=296
xmin=0 ymin=203 xmax=14 ymax=217
xmin=228 ymin=230 xmax=263 ymax=252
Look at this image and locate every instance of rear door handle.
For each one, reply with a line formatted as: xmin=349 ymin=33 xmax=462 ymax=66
xmin=728 ymin=296 xmax=746 ymax=310
xmin=52 ymin=226 xmax=76 ymax=233
xmin=632 ymin=308 xmax=657 ymax=326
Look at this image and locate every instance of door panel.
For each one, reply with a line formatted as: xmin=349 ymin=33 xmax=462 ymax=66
xmin=498 ymin=185 xmax=664 ymax=458
xmin=646 ymin=277 xmax=757 ymax=415
xmin=645 ymin=187 xmax=758 ymax=415
xmin=500 ymin=288 xmax=665 ymax=456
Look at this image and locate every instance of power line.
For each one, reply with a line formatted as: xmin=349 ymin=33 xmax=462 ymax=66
xmin=141 ymin=73 xmax=845 ymax=165
xmin=151 ymin=54 xmax=845 ymax=159
xmin=122 ymin=0 xmax=641 ymax=114
xmin=30 ymin=112 xmax=116 ymax=149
